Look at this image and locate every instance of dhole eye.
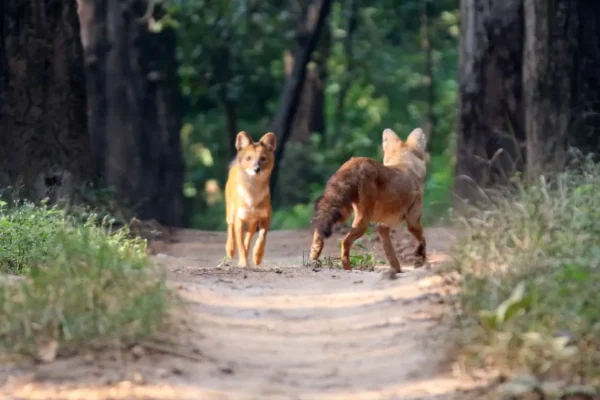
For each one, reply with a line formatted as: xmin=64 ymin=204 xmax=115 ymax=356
xmin=259 ymin=156 xmax=267 ymax=162
xmin=245 ymin=156 xmax=252 ymax=161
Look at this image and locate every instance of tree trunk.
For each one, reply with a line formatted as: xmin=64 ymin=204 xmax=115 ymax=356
xmin=224 ymin=99 xmax=239 ymax=158
xmin=269 ymin=0 xmax=333 ymax=193
xmin=455 ymin=0 xmax=525 ymax=203
xmin=524 ymin=0 xmax=600 ymax=180
xmin=0 ymin=0 xmax=95 ymax=202
xmin=335 ymin=0 xmax=358 ymax=136
xmin=78 ymin=0 xmax=187 ymax=227
xmin=421 ymin=0 xmax=435 ymax=145
xmin=285 ymin=1 xmax=329 ymax=143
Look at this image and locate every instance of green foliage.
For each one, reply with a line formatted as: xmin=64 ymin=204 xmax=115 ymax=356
xmin=0 ymin=201 xmax=169 ymax=359
xmin=163 ymin=0 xmax=459 ymax=229
xmin=447 ymin=156 xmax=600 ymax=393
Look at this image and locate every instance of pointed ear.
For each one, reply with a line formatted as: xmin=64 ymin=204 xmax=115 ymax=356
xmin=405 ymin=127 xmax=427 ymax=153
xmin=235 ymin=131 xmax=253 ymax=151
xmin=259 ymin=132 xmax=277 ymax=151
xmin=382 ymin=128 xmax=400 ymax=151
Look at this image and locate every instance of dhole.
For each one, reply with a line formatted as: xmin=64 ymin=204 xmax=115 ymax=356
xmin=225 ymin=131 xmax=277 ymax=267
xmin=309 ymin=127 xmax=427 ymax=276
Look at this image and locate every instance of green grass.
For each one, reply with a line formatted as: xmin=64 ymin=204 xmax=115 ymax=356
xmin=0 ymin=200 xmax=169 ymax=360
xmin=446 ymin=156 xmax=600 ymax=397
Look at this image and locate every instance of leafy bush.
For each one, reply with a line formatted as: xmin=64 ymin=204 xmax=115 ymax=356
xmin=0 ymin=201 xmax=169 ymax=359
xmin=448 ymin=156 xmax=600 ymax=395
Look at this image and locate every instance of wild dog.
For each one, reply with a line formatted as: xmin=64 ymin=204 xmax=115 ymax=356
xmin=225 ymin=131 xmax=276 ymax=267
xmin=309 ymin=128 xmax=427 ymax=277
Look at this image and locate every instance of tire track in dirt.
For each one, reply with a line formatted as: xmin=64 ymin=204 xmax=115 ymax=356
xmin=1 ymin=228 xmax=488 ymax=400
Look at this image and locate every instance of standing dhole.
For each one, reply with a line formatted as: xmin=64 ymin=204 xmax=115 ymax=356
xmin=225 ymin=131 xmax=277 ymax=267
xmin=309 ymin=127 xmax=427 ymax=277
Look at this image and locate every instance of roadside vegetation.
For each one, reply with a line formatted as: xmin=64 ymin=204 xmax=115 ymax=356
xmin=0 ymin=200 xmax=169 ymax=361
xmin=448 ymin=154 xmax=600 ymax=398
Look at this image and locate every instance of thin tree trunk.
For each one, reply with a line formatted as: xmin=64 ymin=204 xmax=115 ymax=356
xmin=335 ymin=0 xmax=358 ymax=135
xmin=524 ymin=0 xmax=600 ymax=180
xmin=78 ymin=0 xmax=186 ymax=227
xmin=224 ymin=99 xmax=239 ymax=158
xmin=0 ymin=0 xmax=95 ymax=202
xmin=286 ymin=1 xmax=329 ymax=142
xmin=455 ymin=0 xmax=525 ymax=204
xmin=421 ymin=0 xmax=435 ymax=145
xmin=269 ymin=0 xmax=333 ymax=193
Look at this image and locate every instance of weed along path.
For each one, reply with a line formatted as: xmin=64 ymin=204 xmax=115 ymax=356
xmin=1 ymin=228 xmax=486 ymax=400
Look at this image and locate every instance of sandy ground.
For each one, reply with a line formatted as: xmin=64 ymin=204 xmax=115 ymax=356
xmin=0 ymin=227 xmax=490 ymax=400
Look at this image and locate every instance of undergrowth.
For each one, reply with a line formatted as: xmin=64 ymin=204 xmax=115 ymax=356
xmin=0 ymin=200 xmax=169 ymax=360
xmin=448 ymin=155 xmax=600 ymax=397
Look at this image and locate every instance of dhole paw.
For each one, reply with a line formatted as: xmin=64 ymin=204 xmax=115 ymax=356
xmin=382 ymin=268 xmax=400 ymax=280
xmin=414 ymin=244 xmax=426 ymax=267
xmin=238 ymin=259 xmax=249 ymax=268
xmin=413 ymin=256 xmax=427 ymax=268
xmin=307 ymin=259 xmax=322 ymax=272
xmin=253 ymin=254 xmax=263 ymax=266
xmin=226 ymin=244 xmax=235 ymax=258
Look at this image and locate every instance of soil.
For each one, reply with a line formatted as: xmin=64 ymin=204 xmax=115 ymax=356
xmin=0 ymin=227 xmax=491 ymax=400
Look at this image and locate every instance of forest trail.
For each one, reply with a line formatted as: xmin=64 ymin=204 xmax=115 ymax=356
xmin=1 ymin=228 xmax=488 ymax=400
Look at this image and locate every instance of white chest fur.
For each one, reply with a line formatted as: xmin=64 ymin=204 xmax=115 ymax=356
xmin=235 ymin=184 xmax=269 ymax=220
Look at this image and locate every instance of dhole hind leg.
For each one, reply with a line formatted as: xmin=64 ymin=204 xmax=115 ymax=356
xmin=377 ymin=223 xmax=402 ymax=276
xmin=405 ymin=200 xmax=426 ymax=267
xmin=234 ymin=218 xmax=249 ymax=267
xmin=244 ymin=221 xmax=258 ymax=254
xmin=226 ymin=223 xmax=235 ymax=259
xmin=341 ymin=215 xmax=370 ymax=270
xmin=252 ymin=217 xmax=270 ymax=266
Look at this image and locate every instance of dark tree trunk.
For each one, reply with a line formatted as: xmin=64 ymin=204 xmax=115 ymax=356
xmin=421 ymin=0 xmax=435 ymax=146
xmin=224 ymin=99 xmax=238 ymax=158
xmin=455 ymin=0 xmax=525 ymax=203
xmin=0 ymin=0 xmax=95 ymax=202
xmin=269 ymin=0 xmax=333 ymax=193
xmin=78 ymin=0 xmax=187 ymax=227
xmin=335 ymin=0 xmax=358 ymax=136
xmin=286 ymin=0 xmax=329 ymax=143
xmin=524 ymin=0 xmax=600 ymax=180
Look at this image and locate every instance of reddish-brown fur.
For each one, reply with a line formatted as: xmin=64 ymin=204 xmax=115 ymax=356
xmin=225 ymin=131 xmax=276 ymax=267
xmin=310 ymin=128 xmax=427 ymax=276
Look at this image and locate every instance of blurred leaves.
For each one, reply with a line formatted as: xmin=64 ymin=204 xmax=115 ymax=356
xmin=161 ymin=0 xmax=459 ymax=229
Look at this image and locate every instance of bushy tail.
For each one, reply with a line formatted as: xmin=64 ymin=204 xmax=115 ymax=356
xmin=312 ymin=170 xmax=358 ymax=238
xmin=404 ymin=127 xmax=427 ymax=160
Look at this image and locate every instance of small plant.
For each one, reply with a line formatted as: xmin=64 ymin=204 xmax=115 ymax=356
xmin=0 ymin=200 xmax=169 ymax=360
xmin=446 ymin=154 xmax=600 ymax=395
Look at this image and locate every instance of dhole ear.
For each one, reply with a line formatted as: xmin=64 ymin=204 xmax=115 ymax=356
xmin=405 ymin=127 xmax=427 ymax=151
xmin=382 ymin=128 xmax=400 ymax=151
xmin=259 ymin=132 xmax=277 ymax=151
xmin=235 ymin=131 xmax=253 ymax=151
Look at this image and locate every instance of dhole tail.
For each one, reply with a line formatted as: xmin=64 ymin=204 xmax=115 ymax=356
xmin=312 ymin=170 xmax=358 ymax=239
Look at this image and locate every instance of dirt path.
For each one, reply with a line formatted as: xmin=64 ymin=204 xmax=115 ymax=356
xmin=1 ymin=228 xmax=486 ymax=400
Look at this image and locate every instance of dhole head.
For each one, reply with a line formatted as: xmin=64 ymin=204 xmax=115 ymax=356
xmin=235 ymin=131 xmax=277 ymax=177
xmin=382 ymin=128 xmax=426 ymax=165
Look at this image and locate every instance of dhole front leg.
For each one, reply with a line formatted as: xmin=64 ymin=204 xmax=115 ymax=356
xmin=244 ymin=221 xmax=258 ymax=254
xmin=234 ymin=218 xmax=248 ymax=267
xmin=309 ymin=230 xmax=324 ymax=263
xmin=377 ymin=223 xmax=402 ymax=275
xmin=252 ymin=217 xmax=270 ymax=266
xmin=226 ymin=223 xmax=235 ymax=259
